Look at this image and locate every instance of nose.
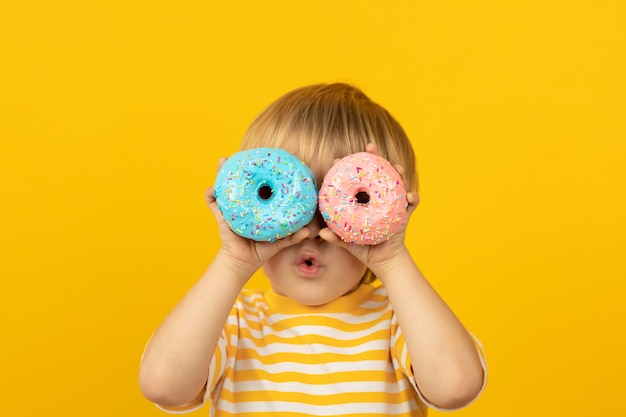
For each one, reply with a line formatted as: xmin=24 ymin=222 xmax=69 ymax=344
xmin=306 ymin=209 xmax=327 ymax=240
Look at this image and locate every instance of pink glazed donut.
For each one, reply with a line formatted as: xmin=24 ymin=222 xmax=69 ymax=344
xmin=318 ymin=152 xmax=408 ymax=245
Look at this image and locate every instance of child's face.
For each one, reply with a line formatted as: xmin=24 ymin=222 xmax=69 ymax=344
xmin=262 ymin=211 xmax=367 ymax=306
xmin=259 ymin=144 xmax=368 ymax=306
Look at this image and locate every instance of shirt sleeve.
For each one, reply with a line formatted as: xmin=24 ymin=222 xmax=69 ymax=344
xmin=391 ymin=314 xmax=488 ymax=411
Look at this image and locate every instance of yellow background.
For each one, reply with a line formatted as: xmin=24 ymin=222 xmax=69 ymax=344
xmin=1 ymin=1 xmax=625 ymax=416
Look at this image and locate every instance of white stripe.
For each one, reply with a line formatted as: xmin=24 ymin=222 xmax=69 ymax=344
xmin=223 ymin=377 xmax=410 ymax=395
xmin=400 ymin=342 xmax=408 ymax=369
xmin=359 ymin=299 xmax=390 ymax=309
xmin=215 ymin=399 xmax=418 ymax=416
xmin=239 ymin=292 xmax=265 ymax=302
xmin=235 ymin=338 xmax=391 ymax=355
xmin=236 ymin=319 xmax=391 ymax=341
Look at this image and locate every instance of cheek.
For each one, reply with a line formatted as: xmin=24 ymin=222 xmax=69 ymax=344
xmin=262 ymin=250 xmax=297 ymax=293
xmin=263 ymin=253 xmax=285 ymax=280
xmin=336 ymin=251 xmax=368 ymax=282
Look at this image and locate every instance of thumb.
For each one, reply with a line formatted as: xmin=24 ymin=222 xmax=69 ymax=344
xmin=268 ymin=227 xmax=311 ymax=250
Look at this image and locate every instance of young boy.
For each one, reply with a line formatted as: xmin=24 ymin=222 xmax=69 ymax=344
xmin=139 ymin=83 xmax=487 ymax=416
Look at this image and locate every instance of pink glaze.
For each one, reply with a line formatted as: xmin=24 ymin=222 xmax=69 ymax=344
xmin=318 ymin=152 xmax=408 ymax=245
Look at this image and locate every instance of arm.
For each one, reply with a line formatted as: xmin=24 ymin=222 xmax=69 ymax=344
xmin=320 ymin=145 xmax=485 ymax=409
xmin=139 ymin=160 xmax=311 ymax=408
xmin=372 ymin=241 xmax=485 ymax=409
xmin=138 ymin=250 xmax=253 ymax=408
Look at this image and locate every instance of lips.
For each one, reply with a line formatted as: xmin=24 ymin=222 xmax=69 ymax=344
xmin=295 ymin=251 xmax=321 ymax=277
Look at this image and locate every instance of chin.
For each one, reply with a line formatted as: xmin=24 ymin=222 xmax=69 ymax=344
xmin=294 ymin=295 xmax=332 ymax=307
xmin=290 ymin=290 xmax=338 ymax=307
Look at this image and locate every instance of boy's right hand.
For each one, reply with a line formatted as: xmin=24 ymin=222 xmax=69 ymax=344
xmin=205 ymin=157 xmax=311 ymax=280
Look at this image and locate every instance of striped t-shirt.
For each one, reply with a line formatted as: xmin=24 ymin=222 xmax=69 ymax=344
xmin=159 ymin=283 xmax=485 ymax=416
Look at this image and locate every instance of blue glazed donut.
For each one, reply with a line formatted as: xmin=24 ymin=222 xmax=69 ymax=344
xmin=214 ymin=148 xmax=318 ymax=242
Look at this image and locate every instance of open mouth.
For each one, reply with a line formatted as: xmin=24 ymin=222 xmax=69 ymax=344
xmin=299 ymin=257 xmax=316 ymax=270
xmin=296 ymin=253 xmax=321 ymax=277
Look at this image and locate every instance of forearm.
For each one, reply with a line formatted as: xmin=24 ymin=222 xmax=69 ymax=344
xmin=373 ymin=248 xmax=485 ymax=409
xmin=139 ymin=250 xmax=254 ymax=406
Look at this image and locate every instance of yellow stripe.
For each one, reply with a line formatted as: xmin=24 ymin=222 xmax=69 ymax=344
xmin=269 ymin=312 xmax=392 ymax=331
xmin=236 ymin=347 xmax=390 ymax=364
xmin=238 ymin=301 xmax=392 ymax=318
xmin=231 ymin=368 xmax=398 ymax=384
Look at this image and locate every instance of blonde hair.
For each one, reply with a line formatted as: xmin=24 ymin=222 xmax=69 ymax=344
xmin=241 ymin=83 xmax=418 ymax=283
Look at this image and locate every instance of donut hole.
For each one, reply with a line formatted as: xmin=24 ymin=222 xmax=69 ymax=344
xmin=355 ymin=191 xmax=370 ymax=205
xmin=257 ymin=184 xmax=274 ymax=201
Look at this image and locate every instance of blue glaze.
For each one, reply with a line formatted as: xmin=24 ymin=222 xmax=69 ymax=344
xmin=214 ymin=148 xmax=318 ymax=242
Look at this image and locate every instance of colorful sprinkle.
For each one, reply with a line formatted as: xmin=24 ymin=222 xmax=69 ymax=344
xmin=318 ymin=152 xmax=407 ymax=245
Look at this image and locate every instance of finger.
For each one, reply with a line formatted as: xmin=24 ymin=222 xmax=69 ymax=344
xmin=407 ymin=191 xmax=420 ymax=207
xmin=393 ymin=164 xmax=405 ymax=178
xmin=205 ymin=187 xmax=226 ymax=220
xmin=216 ymin=156 xmax=228 ymax=171
xmin=404 ymin=192 xmax=420 ymax=218
xmin=206 ymin=196 xmax=223 ymax=219
xmin=271 ymin=227 xmax=311 ymax=250
xmin=365 ymin=142 xmax=379 ymax=155
xmin=206 ymin=186 xmax=216 ymax=203
xmin=210 ymin=157 xmax=228 ymax=206
xmin=318 ymin=227 xmax=340 ymax=243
